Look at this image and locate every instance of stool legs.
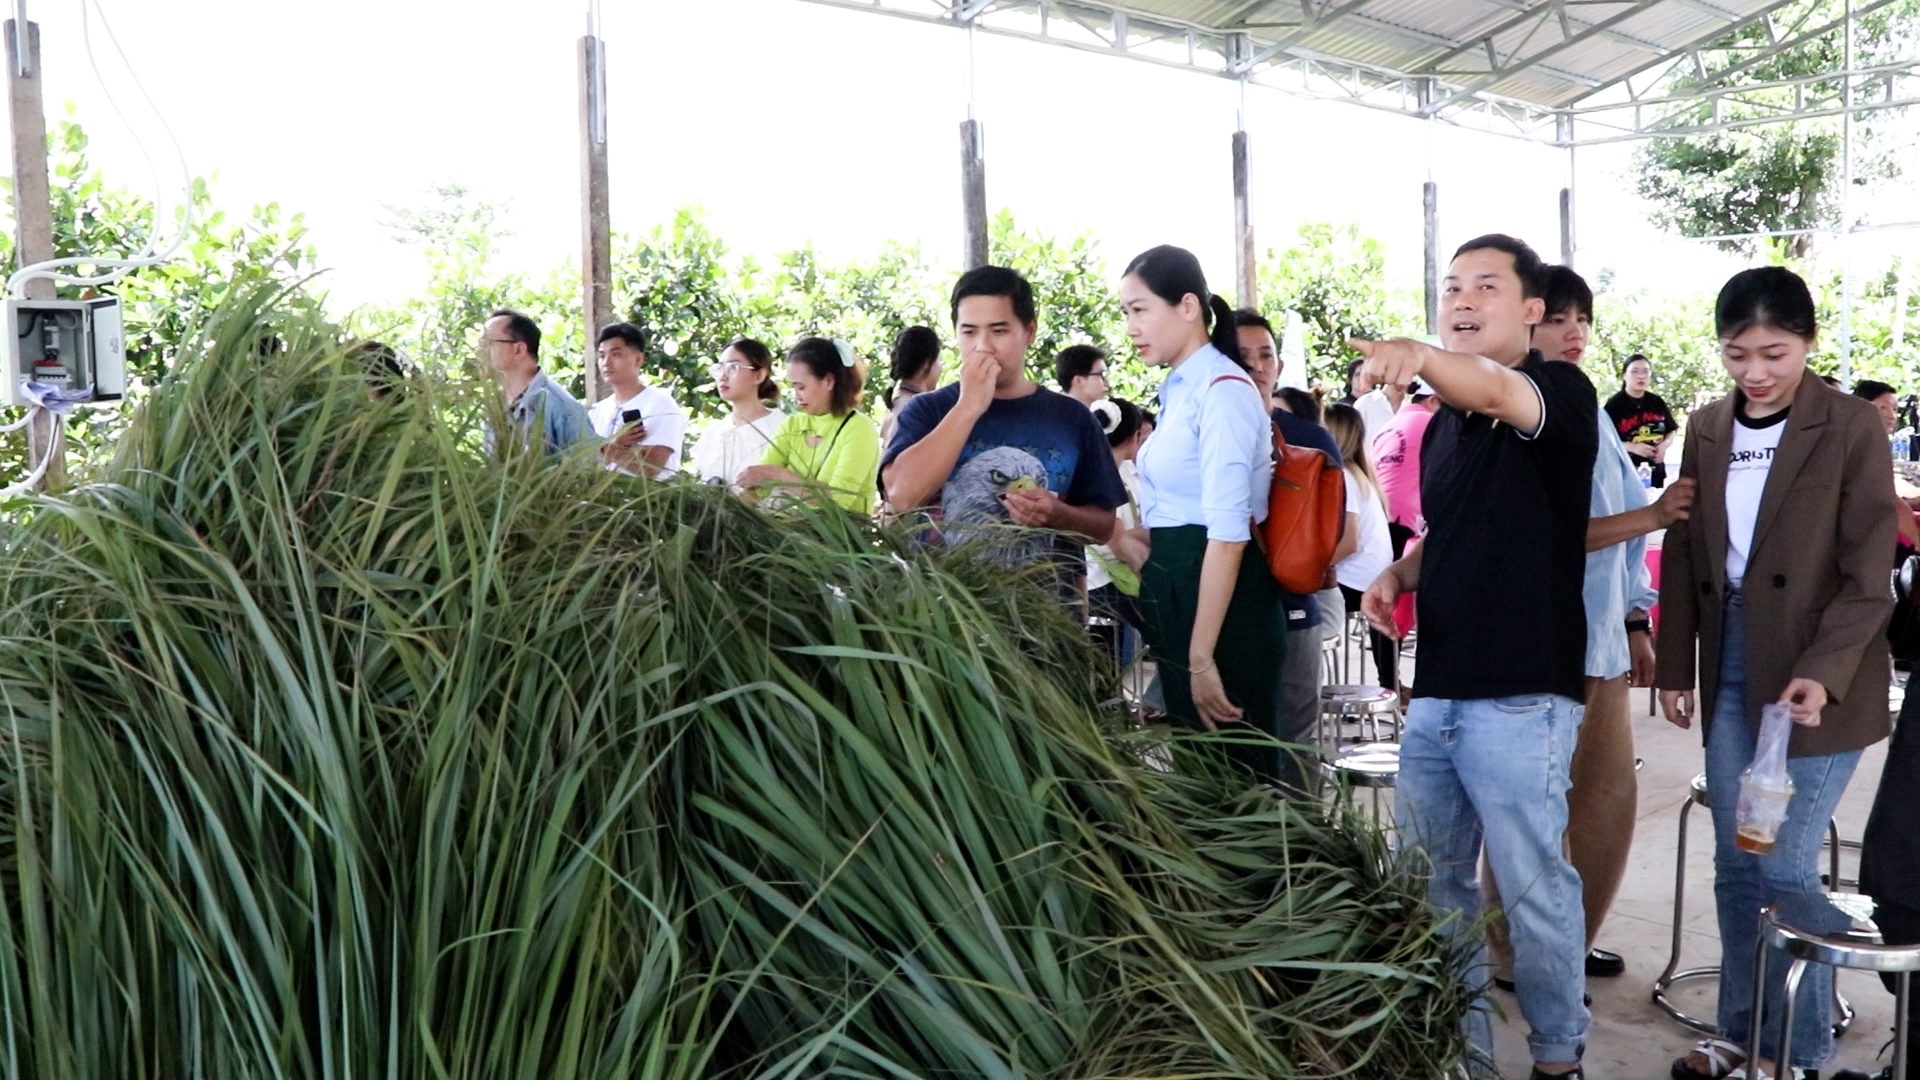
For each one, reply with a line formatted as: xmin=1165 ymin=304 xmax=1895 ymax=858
xmin=1655 ymin=795 xmax=1720 ymax=1033
xmin=1896 ymin=971 xmax=1911 ymax=1080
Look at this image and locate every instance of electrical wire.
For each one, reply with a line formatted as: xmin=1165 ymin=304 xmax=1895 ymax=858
xmin=6 ymin=0 xmax=194 ymax=297
xmin=0 ymin=408 xmax=58 ymax=498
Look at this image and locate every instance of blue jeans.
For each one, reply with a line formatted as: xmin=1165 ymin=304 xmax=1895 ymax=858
xmin=1706 ymin=590 xmax=1863 ymax=1067
xmin=1396 ymin=693 xmax=1589 ymax=1067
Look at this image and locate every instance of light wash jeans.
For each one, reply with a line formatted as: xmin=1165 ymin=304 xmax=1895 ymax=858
xmin=1706 ymin=589 xmax=1863 ymax=1068
xmin=1396 ymin=693 xmax=1590 ymax=1068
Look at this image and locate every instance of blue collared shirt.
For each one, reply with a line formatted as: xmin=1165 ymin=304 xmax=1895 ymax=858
xmin=1585 ymin=406 xmax=1659 ymax=678
xmin=1136 ymin=343 xmax=1271 ymax=543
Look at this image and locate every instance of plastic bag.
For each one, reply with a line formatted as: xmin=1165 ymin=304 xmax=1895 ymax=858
xmin=1736 ymin=703 xmax=1796 ymax=854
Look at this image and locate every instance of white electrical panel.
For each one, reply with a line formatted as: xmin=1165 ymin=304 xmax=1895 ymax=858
xmin=3 ymin=297 xmax=126 ymax=408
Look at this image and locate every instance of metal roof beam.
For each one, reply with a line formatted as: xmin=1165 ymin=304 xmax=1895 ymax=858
xmin=1478 ymin=0 xmax=1673 ymax=56
xmin=1420 ymin=0 xmax=1672 ymax=112
xmin=1570 ymin=0 xmax=1814 ymax=101
xmin=1228 ymin=0 xmax=1385 ymax=74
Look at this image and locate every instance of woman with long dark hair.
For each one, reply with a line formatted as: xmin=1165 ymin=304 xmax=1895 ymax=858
xmin=1658 ymin=267 xmax=1897 ymax=1080
xmin=1120 ymin=245 xmax=1289 ymax=788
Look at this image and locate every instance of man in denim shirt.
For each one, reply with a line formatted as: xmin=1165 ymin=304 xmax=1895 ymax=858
xmin=484 ymin=309 xmax=591 ymax=457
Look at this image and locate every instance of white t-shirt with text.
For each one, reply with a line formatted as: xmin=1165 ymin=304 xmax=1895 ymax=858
xmin=1725 ymin=407 xmax=1788 ymax=588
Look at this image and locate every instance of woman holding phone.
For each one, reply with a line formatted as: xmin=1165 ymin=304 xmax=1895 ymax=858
xmin=1657 ymin=267 xmax=1897 ymax=1080
xmin=738 ymin=337 xmax=880 ymax=514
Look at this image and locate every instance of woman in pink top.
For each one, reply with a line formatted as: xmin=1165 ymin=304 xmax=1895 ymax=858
xmin=1370 ymin=379 xmax=1438 ymax=641
xmin=1370 ymin=378 xmax=1439 ymax=549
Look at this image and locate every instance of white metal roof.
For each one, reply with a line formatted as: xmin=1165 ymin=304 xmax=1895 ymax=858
xmin=794 ymin=0 xmax=1920 ymax=144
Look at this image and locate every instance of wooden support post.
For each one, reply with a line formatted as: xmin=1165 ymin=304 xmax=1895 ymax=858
xmin=579 ymin=33 xmax=612 ymax=405
xmin=960 ymin=119 xmax=988 ymax=270
xmin=8 ymin=17 xmax=63 ymax=489
xmin=1232 ymin=130 xmax=1256 ymax=309
xmin=1422 ymin=180 xmax=1439 ymax=336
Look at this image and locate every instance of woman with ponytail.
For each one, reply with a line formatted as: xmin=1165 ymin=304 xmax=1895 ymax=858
xmin=1118 ymin=244 xmax=1291 ymax=789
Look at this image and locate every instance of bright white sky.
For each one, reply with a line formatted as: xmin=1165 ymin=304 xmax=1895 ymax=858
xmin=9 ymin=0 xmax=1915 ymax=321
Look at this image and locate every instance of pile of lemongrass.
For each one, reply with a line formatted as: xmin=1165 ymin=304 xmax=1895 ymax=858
xmin=0 ymin=288 xmax=1473 ymax=1079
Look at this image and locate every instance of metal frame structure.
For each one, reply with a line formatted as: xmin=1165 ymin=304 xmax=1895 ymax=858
xmin=795 ymin=0 xmax=1920 ymax=146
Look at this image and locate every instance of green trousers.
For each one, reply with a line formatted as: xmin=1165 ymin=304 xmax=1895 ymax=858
xmin=1138 ymin=525 xmax=1293 ymax=788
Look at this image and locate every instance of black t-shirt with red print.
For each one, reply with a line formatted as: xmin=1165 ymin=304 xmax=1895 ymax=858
xmin=1605 ymin=389 xmax=1676 ymax=488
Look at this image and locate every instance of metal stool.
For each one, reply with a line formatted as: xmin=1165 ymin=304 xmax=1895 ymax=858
xmin=1319 ymin=684 xmax=1401 ymax=748
xmin=1654 ymin=772 xmax=1853 ymax=1035
xmin=1322 ymin=741 xmax=1398 ymax=820
xmin=1751 ymin=896 xmax=1919 ymax=1079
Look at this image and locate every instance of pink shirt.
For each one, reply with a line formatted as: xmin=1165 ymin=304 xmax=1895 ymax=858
xmin=1371 ymin=403 xmax=1435 ymax=532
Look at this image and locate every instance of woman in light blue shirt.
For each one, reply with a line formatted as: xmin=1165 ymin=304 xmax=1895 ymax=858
xmin=1120 ymin=245 xmax=1288 ymax=788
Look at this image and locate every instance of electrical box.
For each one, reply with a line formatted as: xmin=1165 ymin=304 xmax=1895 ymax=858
xmin=4 ymin=297 xmax=126 ymax=408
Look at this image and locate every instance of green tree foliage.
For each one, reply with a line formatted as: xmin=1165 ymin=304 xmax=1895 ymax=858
xmin=1256 ymin=221 xmax=1423 ymax=390
xmin=1632 ymin=0 xmax=1920 ymax=257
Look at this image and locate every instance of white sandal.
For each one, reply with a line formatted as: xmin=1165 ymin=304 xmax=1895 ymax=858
xmin=1671 ymin=1038 xmax=1746 ymax=1080
xmin=1726 ymin=1066 xmax=1812 ymax=1080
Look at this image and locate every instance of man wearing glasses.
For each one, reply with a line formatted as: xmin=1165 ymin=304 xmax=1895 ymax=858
xmin=1054 ymin=344 xmax=1110 ymax=406
xmin=482 ymin=309 xmax=591 ymax=457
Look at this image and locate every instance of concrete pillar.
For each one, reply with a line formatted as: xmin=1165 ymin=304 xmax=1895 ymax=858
xmin=960 ymin=119 xmax=988 ymax=269
xmin=1422 ymin=180 xmax=1439 ymax=336
xmin=1232 ymin=130 xmax=1256 ymax=309
xmin=1559 ymin=186 xmax=1575 ymax=268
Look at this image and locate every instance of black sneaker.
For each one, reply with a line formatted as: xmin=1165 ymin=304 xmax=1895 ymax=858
xmin=1585 ymin=948 xmax=1625 ymax=977
xmin=1528 ymin=1068 xmax=1583 ymax=1080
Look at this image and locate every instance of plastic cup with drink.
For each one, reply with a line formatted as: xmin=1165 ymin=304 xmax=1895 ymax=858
xmin=1735 ymin=702 xmax=1797 ymax=854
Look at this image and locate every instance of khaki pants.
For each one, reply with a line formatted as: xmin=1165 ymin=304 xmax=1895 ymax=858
xmin=1485 ymin=674 xmax=1637 ymax=977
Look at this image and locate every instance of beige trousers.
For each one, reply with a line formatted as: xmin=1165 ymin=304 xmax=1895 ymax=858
xmin=1485 ymin=674 xmax=1638 ymax=977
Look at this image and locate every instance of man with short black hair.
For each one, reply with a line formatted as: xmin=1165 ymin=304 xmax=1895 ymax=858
xmin=589 ymin=321 xmax=687 ymax=478
xmin=1236 ymin=308 xmax=1342 ymax=793
xmin=1354 ymin=234 xmax=1597 ymax=1080
xmin=483 ymin=309 xmax=591 ymax=456
xmin=883 ymin=266 xmax=1124 ymax=569
xmin=1054 ymin=344 xmax=1110 ymax=406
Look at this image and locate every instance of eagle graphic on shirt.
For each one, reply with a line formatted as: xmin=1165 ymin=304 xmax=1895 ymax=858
xmin=941 ymin=446 xmax=1050 ymax=567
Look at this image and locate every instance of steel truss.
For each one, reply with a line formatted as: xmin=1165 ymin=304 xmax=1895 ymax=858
xmin=792 ymin=0 xmax=1920 ymax=146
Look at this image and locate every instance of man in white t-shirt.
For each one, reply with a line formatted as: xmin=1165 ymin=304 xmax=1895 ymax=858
xmin=588 ymin=322 xmax=687 ymax=478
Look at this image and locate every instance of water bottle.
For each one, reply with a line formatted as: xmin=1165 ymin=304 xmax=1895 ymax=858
xmin=1637 ymin=461 xmax=1653 ymax=487
xmin=1896 ymin=429 xmax=1911 ymax=464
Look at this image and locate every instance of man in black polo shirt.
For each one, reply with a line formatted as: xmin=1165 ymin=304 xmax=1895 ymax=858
xmin=1236 ymin=308 xmax=1342 ymax=794
xmin=1353 ymin=235 xmax=1598 ymax=1080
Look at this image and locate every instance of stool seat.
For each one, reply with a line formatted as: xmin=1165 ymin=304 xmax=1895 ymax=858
xmin=1763 ymin=896 xmax=1918 ymax=972
xmin=1321 ymin=685 xmax=1399 ymax=713
xmin=1689 ymin=771 xmax=1709 ymax=806
xmin=1329 ymin=742 xmax=1400 ymax=786
xmin=1753 ymin=897 xmax=1920 ymax=1079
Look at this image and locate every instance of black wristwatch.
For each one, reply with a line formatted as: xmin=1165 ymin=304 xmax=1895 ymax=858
xmin=1625 ymin=618 xmax=1652 ymax=635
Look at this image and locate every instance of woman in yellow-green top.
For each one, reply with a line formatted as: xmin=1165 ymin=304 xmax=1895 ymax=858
xmin=738 ymin=337 xmax=880 ymax=514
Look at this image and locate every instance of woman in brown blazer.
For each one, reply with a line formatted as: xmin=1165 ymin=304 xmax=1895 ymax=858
xmin=1657 ymin=267 xmax=1898 ymax=1080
